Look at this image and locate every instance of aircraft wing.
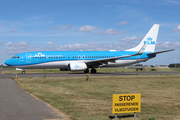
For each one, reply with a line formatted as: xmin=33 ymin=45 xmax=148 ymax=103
xmin=85 ymin=54 xmax=133 ymax=65
xmin=85 ymin=42 xmax=148 ymax=65
xmin=147 ymin=49 xmax=175 ymax=55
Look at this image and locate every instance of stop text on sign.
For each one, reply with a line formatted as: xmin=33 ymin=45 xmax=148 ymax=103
xmin=112 ymin=94 xmax=141 ymax=114
xmin=119 ymin=95 xmax=135 ymax=101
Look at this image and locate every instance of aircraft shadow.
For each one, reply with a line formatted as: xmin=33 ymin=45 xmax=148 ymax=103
xmin=68 ymin=72 xmax=134 ymax=75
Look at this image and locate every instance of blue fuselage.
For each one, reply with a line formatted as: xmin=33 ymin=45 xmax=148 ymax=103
xmin=5 ymin=51 xmax=155 ymax=69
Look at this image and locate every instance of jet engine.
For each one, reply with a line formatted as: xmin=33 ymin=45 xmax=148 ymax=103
xmin=68 ymin=62 xmax=87 ymax=71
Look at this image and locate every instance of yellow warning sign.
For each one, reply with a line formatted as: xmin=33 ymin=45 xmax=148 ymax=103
xmin=112 ymin=94 xmax=141 ymax=114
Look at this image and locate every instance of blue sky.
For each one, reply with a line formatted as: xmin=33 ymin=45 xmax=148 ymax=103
xmin=0 ymin=0 xmax=180 ymax=65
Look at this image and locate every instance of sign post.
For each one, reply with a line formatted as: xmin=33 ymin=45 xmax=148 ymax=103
xmin=86 ymin=74 xmax=90 ymax=81
xmin=112 ymin=94 xmax=141 ymax=118
xmin=134 ymin=112 xmax=136 ymax=118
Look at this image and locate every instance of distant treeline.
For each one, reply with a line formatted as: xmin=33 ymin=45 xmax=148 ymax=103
xmin=1 ymin=66 xmax=15 ymax=69
xmin=168 ymin=63 xmax=180 ymax=68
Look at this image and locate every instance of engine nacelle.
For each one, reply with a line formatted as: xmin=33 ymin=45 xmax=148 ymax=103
xmin=68 ymin=62 xmax=87 ymax=71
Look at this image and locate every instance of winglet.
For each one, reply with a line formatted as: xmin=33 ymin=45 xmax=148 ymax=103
xmin=136 ymin=41 xmax=148 ymax=55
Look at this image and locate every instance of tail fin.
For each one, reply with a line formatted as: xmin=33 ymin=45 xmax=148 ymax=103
xmin=126 ymin=24 xmax=159 ymax=52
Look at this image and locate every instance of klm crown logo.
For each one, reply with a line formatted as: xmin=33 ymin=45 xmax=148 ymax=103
xmin=144 ymin=37 xmax=155 ymax=45
xmin=147 ymin=37 xmax=152 ymax=41
xmin=74 ymin=65 xmax=79 ymax=68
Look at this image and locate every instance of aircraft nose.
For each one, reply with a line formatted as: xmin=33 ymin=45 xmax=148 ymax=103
xmin=4 ymin=59 xmax=11 ymax=66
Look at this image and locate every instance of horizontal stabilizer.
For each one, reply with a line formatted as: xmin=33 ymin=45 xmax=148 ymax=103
xmin=147 ymin=49 xmax=175 ymax=55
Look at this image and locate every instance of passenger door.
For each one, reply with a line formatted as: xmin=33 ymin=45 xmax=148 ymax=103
xmin=26 ymin=53 xmax=31 ymax=63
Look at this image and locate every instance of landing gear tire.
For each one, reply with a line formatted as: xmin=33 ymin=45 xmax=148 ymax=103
xmin=84 ymin=69 xmax=89 ymax=73
xmin=91 ymin=68 xmax=96 ymax=73
xmin=22 ymin=71 xmax=26 ymax=74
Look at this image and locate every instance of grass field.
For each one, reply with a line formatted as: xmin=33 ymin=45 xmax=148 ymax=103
xmin=2 ymin=68 xmax=180 ymax=74
xmin=14 ymin=75 xmax=180 ymax=120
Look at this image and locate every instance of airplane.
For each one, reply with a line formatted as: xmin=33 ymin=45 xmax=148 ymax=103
xmin=4 ymin=24 xmax=174 ymax=74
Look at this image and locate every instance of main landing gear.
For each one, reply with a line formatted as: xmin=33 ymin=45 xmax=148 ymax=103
xmin=84 ymin=68 xmax=97 ymax=73
xmin=84 ymin=69 xmax=89 ymax=73
xmin=22 ymin=71 xmax=26 ymax=74
xmin=91 ymin=68 xmax=96 ymax=73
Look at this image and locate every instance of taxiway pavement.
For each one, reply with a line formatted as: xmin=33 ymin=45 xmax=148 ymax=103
xmin=0 ymin=70 xmax=180 ymax=79
xmin=0 ymin=78 xmax=63 ymax=120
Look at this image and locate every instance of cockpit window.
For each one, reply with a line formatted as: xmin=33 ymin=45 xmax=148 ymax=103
xmin=12 ymin=56 xmax=20 ymax=59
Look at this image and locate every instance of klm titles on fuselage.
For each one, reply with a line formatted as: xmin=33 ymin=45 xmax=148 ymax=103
xmin=144 ymin=37 xmax=155 ymax=45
